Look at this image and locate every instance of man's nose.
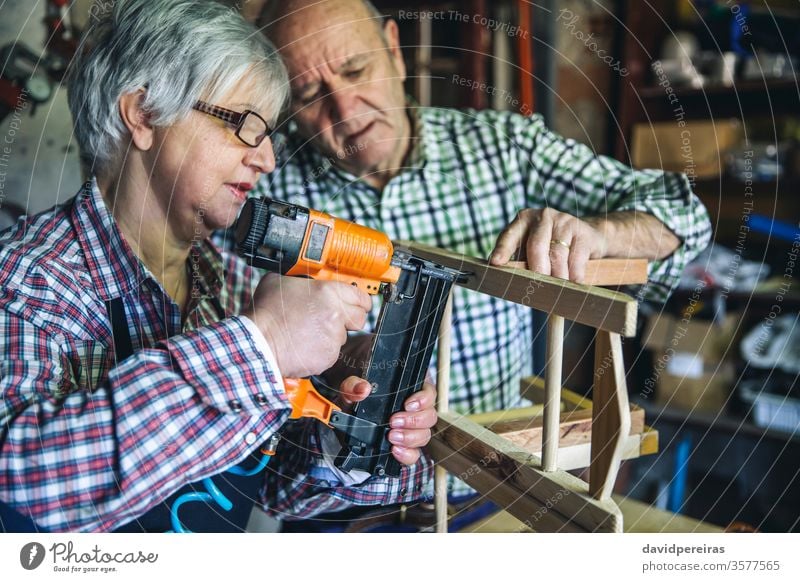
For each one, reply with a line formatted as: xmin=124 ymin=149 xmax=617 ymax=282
xmin=326 ymin=80 xmax=361 ymax=126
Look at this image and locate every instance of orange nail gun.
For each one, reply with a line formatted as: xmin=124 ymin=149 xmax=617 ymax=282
xmin=235 ymin=197 xmax=464 ymax=477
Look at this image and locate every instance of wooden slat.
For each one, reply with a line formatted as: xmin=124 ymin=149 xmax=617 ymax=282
xmin=467 ymin=405 xmax=545 ymax=425
xmin=545 ymin=433 xmax=645 ymax=471
xmin=542 ymin=314 xmax=564 ymax=471
xmin=461 ymin=494 xmax=724 ymax=533
xmin=488 ymin=406 xmax=645 ymax=450
xmin=428 ymin=441 xmax=587 ymax=533
xmin=434 ymin=292 xmax=454 ymax=533
xmin=589 ymin=331 xmax=632 ymax=500
xmin=430 ymin=411 xmax=622 ymax=532
xmin=399 ymin=241 xmax=638 ymax=336
xmin=506 ymin=258 xmax=648 ymax=286
xmin=640 ymin=426 xmax=659 ymax=456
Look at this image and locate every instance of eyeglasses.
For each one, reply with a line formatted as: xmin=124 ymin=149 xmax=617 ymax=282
xmin=192 ymin=100 xmax=286 ymax=155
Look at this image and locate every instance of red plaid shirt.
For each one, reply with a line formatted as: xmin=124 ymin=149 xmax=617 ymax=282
xmin=0 ymin=181 xmax=431 ymax=531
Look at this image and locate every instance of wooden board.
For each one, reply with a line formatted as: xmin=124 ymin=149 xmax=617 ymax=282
xmin=460 ymin=493 xmax=724 ymax=533
xmin=545 ymin=429 xmax=658 ymax=471
xmin=486 ymin=406 xmax=645 ymax=451
xmin=429 ymin=411 xmax=623 ymax=532
xmin=398 ymin=241 xmax=638 ymax=337
xmin=589 ymin=331 xmax=631 ymax=500
xmin=505 ymin=258 xmax=648 ymax=286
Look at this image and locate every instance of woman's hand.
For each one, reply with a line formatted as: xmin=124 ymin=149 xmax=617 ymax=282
xmin=338 ymin=376 xmax=437 ymax=466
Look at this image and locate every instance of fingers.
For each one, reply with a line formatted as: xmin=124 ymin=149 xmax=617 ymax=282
xmin=406 ymin=381 xmax=436 ymax=413
xmin=489 ymin=211 xmax=533 ymax=266
xmin=387 ymin=380 xmax=436 ymax=465
xmin=336 ymin=282 xmax=373 ymax=312
xmin=390 ymin=445 xmax=420 ymax=465
xmin=526 ymin=210 xmax=556 ymax=276
xmin=547 ymin=235 xmax=572 ymax=280
xmin=337 ymin=375 xmax=371 ymax=406
xmin=567 ymin=240 xmax=592 ymax=284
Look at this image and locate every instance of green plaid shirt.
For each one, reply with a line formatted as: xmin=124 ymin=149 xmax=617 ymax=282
xmin=255 ymin=107 xmax=711 ymax=417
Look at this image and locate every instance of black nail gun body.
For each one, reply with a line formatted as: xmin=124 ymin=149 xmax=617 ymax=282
xmin=235 ymin=197 xmax=464 ymax=477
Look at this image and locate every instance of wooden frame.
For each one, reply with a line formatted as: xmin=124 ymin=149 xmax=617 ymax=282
xmin=403 ymin=241 xmax=642 ymax=532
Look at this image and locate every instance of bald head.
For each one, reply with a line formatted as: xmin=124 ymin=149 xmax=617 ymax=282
xmin=259 ymin=0 xmax=386 ymax=47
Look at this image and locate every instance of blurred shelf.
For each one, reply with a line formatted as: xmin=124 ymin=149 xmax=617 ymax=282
xmin=635 ymin=398 xmax=800 ymax=443
xmin=638 ymin=79 xmax=800 ymax=102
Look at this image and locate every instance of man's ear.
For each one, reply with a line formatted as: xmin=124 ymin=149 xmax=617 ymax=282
xmin=383 ymin=18 xmax=406 ymax=82
xmin=118 ymin=88 xmax=154 ymax=151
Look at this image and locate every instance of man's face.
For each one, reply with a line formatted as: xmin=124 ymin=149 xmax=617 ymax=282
xmin=271 ymin=9 xmax=409 ymax=180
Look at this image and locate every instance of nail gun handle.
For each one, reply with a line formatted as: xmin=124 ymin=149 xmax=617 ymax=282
xmin=284 ymin=377 xmax=341 ymax=424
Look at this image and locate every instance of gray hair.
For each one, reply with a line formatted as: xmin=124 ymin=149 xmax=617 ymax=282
xmin=68 ymin=0 xmax=290 ymax=177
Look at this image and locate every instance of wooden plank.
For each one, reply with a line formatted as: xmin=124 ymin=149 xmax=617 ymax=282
xmin=589 ymin=331 xmax=632 ymax=500
xmin=398 ymin=241 xmax=638 ymax=336
xmin=430 ymin=411 xmax=622 ymax=532
xmin=461 ymin=494 xmax=724 ymax=533
xmin=428 ymin=440 xmax=586 ymax=533
xmin=615 ymin=495 xmax=725 ymax=533
xmin=505 ymin=258 xmax=648 ymax=286
xmin=434 ymin=292 xmax=454 ymax=533
xmin=488 ymin=406 xmax=645 ymax=451
xmin=640 ymin=426 xmax=659 ymax=456
xmin=467 ymin=404 xmax=545 ymax=425
xmin=552 ymin=433 xmax=643 ymax=471
xmin=542 ymin=314 xmax=564 ymax=471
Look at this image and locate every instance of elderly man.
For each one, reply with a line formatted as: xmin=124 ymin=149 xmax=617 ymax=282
xmin=255 ymin=0 xmax=711 ymax=405
xmin=248 ymin=0 xmax=711 ymax=528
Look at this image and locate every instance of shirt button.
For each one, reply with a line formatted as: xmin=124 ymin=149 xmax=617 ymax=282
xmin=399 ymin=487 xmax=408 ymax=497
xmin=244 ymin=432 xmax=257 ymax=445
xmin=255 ymin=394 xmax=269 ymax=406
xmin=229 ymin=400 xmax=243 ymax=413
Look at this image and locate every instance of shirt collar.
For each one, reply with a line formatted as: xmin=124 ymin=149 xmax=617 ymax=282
xmin=72 ymin=179 xmax=146 ymax=300
xmin=72 ymin=179 xmax=225 ymax=301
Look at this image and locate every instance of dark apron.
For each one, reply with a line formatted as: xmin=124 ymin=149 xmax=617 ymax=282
xmin=106 ymin=297 xmax=264 ymax=533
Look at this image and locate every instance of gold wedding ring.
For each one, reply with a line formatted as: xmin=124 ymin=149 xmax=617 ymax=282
xmin=550 ymin=238 xmax=571 ymax=250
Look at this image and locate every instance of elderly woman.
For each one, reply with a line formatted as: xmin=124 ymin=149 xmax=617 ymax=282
xmin=0 ymin=0 xmax=434 ymax=532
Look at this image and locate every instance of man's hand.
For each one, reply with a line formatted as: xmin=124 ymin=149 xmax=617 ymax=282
xmin=489 ymin=208 xmax=680 ymax=283
xmin=245 ymin=274 xmax=372 ymax=378
xmin=339 ymin=376 xmax=437 ymax=466
xmin=489 ymin=208 xmax=608 ymax=283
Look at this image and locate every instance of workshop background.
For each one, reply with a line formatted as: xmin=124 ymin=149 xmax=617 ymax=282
xmin=1 ymin=0 xmax=799 ymax=532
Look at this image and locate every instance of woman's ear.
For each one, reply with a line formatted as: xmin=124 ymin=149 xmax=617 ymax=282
xmin=118 ymin=88 xmax=154 ymax=151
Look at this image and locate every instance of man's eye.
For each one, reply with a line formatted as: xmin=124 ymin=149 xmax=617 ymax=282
xmin=296 ymin=90 xmax=321 ymax=105
xmin=344 ymin=68 xmax=365 ymax=80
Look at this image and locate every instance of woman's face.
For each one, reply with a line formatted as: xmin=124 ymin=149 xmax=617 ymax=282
xmin=145 ymin=79 xmax=278 ymax=243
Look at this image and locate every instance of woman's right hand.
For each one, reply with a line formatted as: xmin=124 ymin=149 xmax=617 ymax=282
xmin=244 ymin=273 xmax=372 ymax=378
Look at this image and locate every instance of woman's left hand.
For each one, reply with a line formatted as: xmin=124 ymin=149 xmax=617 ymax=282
xmin=338 ymin=376 xmax=437 ymax=466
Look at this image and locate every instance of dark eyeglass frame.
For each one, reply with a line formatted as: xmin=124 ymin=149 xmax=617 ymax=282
xmin=192 ymin=100 xmax=283 ymax=150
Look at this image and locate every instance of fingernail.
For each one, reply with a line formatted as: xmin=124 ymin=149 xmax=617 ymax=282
xmin=406 ymin=400 xmax=420 ymax=412
xmin=391 ymin=417 xmax=405 ymax=428
xmin=392 ymin=445 xmax=408 ymax=456
xmin=389 ymin=431 xmax=404 ymax=443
